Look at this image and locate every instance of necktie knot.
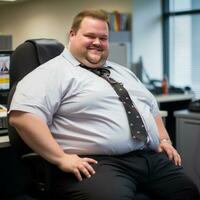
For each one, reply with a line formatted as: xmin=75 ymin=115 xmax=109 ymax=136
xmin=79 ymin=64 xmax=110 ymax=77
xmin=93 ymin=68 xmax=110 ymax=77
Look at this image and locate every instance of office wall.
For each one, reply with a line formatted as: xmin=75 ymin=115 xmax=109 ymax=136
xmin=0 ymin=0 xmax=163 ymax=78
xmin=0 ymin=0 xmax=132 ymax=49
xmin=132 ymin=0 xmax=163 ymax=80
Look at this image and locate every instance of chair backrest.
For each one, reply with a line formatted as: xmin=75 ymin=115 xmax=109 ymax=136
xmin=7 ymin=39 xmax=65 ymax=158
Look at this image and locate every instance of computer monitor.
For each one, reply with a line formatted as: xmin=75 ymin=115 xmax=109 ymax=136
xmin=0 ymin=50 xmax=12 ymax=105
xmin=131 ymin=56 xmax=144 ymax=82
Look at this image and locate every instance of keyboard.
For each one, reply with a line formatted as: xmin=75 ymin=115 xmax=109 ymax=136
xmin=0 ymin=128 xmax=8 ymax=136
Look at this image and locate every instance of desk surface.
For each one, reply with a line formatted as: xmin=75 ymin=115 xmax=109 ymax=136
xmin=155 ymin=93 xmax=193 ymax=103
xmin=174 ymin=109 xmax=200 ymax=120
xmin=0 ymin=135 xmax=10 ymax=148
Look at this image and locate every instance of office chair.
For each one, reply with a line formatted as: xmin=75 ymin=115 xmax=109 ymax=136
xmin=7 ymin=39 xmax=155 ymax=200
xmin=7 ymin=38 xmax=65 ymax=199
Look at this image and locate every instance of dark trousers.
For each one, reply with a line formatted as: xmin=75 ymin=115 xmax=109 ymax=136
xmin=52 ymin=150 xmax=199 ymax=200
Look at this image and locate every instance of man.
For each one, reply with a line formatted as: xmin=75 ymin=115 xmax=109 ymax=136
xmin=9 ymin=10 xmax=199 ymax=200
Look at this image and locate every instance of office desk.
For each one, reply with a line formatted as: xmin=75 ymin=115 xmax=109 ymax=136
xmin=0 ymin=135 xmax=10 ymax=148
xmin=156 ymin=93 xmax=193 ymax=103
xmin=175 ymin=110 xmax=200 ymax=192
xmin=155 ymin=93 xmax=194 ymax=146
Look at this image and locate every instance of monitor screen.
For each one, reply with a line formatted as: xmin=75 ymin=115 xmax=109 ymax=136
xmin=0 ymin=50 xmax=12 ymax=105
xmin=131 ymin=56 xmax=144 ymax=82
xmin=0 ymin=51 xmax=12 ymax=91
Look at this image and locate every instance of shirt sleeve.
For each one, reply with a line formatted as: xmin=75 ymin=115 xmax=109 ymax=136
xmin=9 ymin=64 xmax=62 ymax=125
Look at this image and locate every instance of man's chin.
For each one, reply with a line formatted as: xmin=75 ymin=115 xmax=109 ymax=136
xmin=87 ymin=55 xmax=102 ymax=64
xmin=84 ymin=58 xmax=105 ymax=68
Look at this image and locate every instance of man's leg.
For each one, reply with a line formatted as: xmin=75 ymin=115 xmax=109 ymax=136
xmin=134 ymin=193 xmax=153 ymax=200
xmin=52 ymin=156 xmax=139 ymax=200
xmin=145 ymin=152 xmax=200 ymax=200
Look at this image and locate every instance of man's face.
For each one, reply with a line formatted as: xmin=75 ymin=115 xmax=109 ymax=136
xmin=69 ymin=17 xmax=109 ymax=68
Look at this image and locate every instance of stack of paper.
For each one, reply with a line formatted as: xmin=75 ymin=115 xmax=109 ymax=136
xmin=0 ymin=105 xmax=7 ymax=129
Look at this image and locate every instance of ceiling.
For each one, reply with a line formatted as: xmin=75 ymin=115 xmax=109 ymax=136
xmin=0 ymin=0 xmax=32 ymax=5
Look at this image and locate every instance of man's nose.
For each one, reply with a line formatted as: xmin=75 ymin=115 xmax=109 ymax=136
xmin=93 ymin=38 xmax=101 ymax=45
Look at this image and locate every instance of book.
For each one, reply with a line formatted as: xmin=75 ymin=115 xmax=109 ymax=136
xmin=108 ymin=11 xmax=129 ymax=32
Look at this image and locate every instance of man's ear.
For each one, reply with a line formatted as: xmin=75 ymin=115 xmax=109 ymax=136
xmin=69 ymin=30 xmax=76 ymax=37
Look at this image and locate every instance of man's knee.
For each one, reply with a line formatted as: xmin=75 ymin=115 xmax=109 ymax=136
xmin=84 ymin=181 xmax=135 ymax=200
xmin=178 ymin=178 xmax=200 ymax=200
xmin=166 ymin=180 xmax=200 ymax=200
xmin=182 ymin=184 xmax=200 ymax=200
xmin=134 ymin=193 xmax=152 ymax=200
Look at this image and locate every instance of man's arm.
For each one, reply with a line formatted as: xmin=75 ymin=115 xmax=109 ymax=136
xmin=154 ymin=113 xmax=181 ymax=166
xmin=9 ymin=111 xmax=97 ymax=181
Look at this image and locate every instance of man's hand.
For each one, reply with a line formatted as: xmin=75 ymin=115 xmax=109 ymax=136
xmin=158 ymin=141 xmax=181 ymax=166
xmin=57 ymin=154 xmax=98 ymax=181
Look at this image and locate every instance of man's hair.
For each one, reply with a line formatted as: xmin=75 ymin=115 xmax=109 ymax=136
xmin=71 ymin=10 xmax=109 ymax=33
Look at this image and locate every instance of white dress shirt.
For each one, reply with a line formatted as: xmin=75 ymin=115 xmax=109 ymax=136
xmin=10 ymin=48 xmax=160 ymax=155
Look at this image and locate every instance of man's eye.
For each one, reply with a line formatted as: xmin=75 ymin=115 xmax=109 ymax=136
xmin=86 ymin=35 xmax=95 ymax=39
xmin=100 ymin=38 xmax=107 ymax=41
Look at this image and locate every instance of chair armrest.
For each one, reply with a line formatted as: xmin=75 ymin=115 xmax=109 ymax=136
xmin=21 ymin=152 xmax=40 ymax=160
xmin=21 ymin=153 xmax=53 ymax=197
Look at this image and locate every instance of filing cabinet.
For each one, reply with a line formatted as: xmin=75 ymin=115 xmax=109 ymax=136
xmin=175 ymin=110 xmax=200 ymax=192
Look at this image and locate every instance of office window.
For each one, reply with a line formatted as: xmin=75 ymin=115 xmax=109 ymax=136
xmin=169 ymin=0 xmax=200 ymax=11
xmin=164 ymin=0 xmax=200 ymax=99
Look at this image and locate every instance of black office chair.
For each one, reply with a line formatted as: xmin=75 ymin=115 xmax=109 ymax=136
xmin=7 ymin=39 xmax=155 ymax=200
xmin=7 ymin=38 xmax=64 ymax=200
